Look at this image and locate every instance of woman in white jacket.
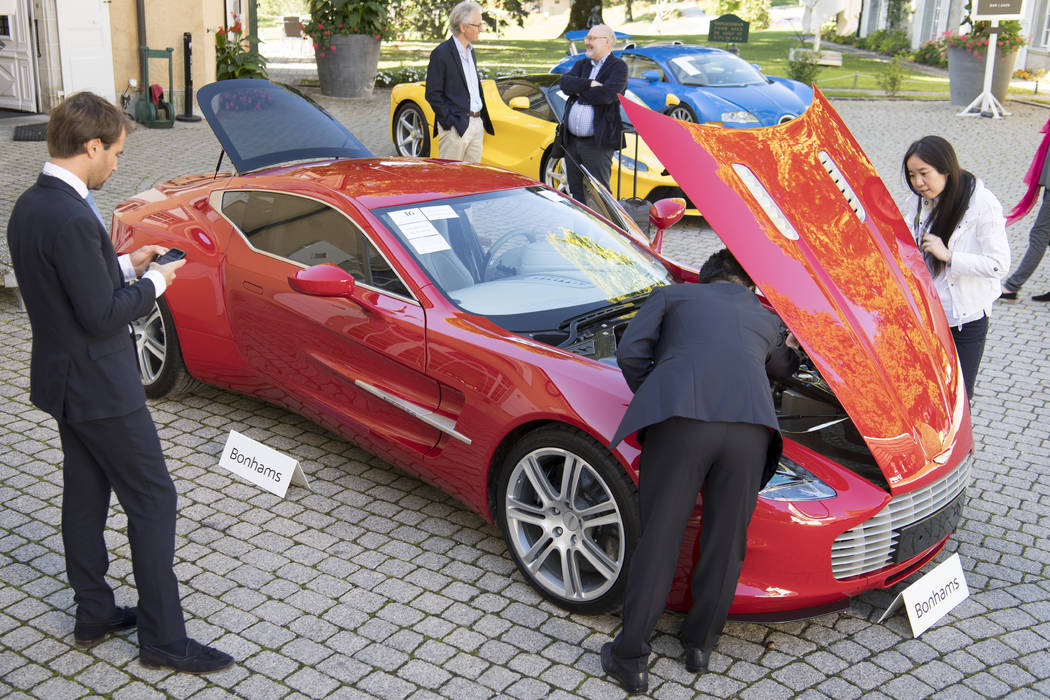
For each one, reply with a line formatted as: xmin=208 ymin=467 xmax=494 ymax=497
xmin=902 ymin=135 xmax=1010 ymax=400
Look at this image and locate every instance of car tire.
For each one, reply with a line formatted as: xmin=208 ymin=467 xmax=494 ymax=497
xmin=666 ymin=104 xmax=697 ymax=123
xmin=540 ymin=148 xmax=569 ymax=193
xmin=393 ymin=102 xmax=431 ymax=157
xmin=496 ymin=424 xmax=640 ymax=614
xmin=131 ymin=297 xmax=199 ymax=399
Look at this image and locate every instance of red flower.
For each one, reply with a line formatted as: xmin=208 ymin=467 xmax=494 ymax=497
xmin=330 ymin=45 xmax=335 ymax=50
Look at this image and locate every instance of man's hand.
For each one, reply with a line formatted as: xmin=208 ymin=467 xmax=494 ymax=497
xmin=590 ymin=80 xmax=602 ymax=87
xmin=148 ymin=258 xmax=186 ymax=288
xmin=129 ymin=245 xmax=168 ymax=276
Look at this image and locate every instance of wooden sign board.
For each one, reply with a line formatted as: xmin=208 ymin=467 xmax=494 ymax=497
xmin=709 ymin=14 xmax=750 ymax=44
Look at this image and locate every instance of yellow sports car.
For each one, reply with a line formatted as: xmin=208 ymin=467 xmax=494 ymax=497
xmin=389 ymin=73 xmax=692 ymax=209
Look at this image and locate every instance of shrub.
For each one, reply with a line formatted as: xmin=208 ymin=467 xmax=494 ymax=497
xmin=877 ymin=55 xmax=906 ymax=96
xmin=877 ymin=31 xmax=911 ymax=57
xmin=787 ymin=47 xmax=821 ymax=85
xmin=912 ymin=39 xmax=947 ymax=67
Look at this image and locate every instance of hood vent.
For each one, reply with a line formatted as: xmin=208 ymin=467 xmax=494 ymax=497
xmin=818 ymin=150 xmax=866 ymax=223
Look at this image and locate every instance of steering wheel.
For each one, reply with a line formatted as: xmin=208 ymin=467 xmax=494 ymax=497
xmin=482 ymin=231 xmax=534 ymax=281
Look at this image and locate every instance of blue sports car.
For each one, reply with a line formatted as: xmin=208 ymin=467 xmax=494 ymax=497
xmin=551 ymin=38 xmax=812 ymax=128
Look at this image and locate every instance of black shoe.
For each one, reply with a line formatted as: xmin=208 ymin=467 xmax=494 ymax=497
xmin=140 ymin=638 xmax=235 ymax=674
xmin=1000 ymin=289 xmax=1018 ymax=301
xmin=685 ymin=647 xmax=711 ymax=673
xmin=1032 ymin=291 xmax=1050 ymax=302
xmin=600 ymin=642 xmax=648 ymax=694
xmin=74 ymin=606 xmax=137 ymax=649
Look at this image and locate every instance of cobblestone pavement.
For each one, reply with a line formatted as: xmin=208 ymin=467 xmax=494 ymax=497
xmin=1 ymin=85 xmax=1049 ymax=699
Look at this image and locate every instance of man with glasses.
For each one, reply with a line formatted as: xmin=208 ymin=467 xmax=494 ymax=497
xmin=558 ymin=24 xmax=628 ymax=202
xmin=425 ymin=1 xmax=494 ymax=163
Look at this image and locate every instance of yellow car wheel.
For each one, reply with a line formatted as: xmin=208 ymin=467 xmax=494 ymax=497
xmin=393 ymin=101 xmax=431 ymax=157
xmin=541 ymin=149 xmax=568 ymax=193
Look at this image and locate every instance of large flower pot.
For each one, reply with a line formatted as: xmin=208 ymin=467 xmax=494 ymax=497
xmin=315 ymin=34 xmax=381 ymax=98
xmin=947 ymin=46 xmax=1017 ymax=106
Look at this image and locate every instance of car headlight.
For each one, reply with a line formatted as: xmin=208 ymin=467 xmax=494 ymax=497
xmin=760 ymin=457 xmax=837 ymax=501
xmin=720 ymin=110 xmax=759 ymax=124
xmin=614 ymin=152 xmax=650 ymax=172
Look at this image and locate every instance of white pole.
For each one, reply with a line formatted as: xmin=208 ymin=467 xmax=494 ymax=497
xmin=958 ymin=19 xmax=1011 ymax=118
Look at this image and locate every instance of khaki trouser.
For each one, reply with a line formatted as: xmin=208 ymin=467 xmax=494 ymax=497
xmin=437 ymin=116 xmax=484 ymax=163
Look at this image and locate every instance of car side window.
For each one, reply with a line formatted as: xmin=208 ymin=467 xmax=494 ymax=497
xmin=623 ymin=54 xmax=665 ymax=81
xmin=221 ymin=190 xmax=412 ymax=298
xmin=497 ymin=81 xmax=555 ymax=122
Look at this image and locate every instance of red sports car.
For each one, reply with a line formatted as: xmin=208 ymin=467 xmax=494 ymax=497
xmin=115 ymin=79 xmax=971 ymax=620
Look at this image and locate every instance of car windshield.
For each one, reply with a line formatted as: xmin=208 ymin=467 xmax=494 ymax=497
xmin=544 ymin=86 xmax=634 ymax=127
xmin=666 ymin=53 xmax=766 ymax=87
xmin=372 ymin=187 xmax=672 ymax=331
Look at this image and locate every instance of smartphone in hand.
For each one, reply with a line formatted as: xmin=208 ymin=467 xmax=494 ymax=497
xmin=154 ymin=248 xmax=186 ymax=265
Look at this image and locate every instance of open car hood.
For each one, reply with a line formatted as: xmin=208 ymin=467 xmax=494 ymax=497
xmin=621 ymin=92 xmax=970 ymax=492
xmin=197 ymin=79 xmax=372 ymax=173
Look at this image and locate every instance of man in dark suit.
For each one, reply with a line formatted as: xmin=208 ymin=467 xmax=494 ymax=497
xmin=425 ymin=0 xmax=494 ymax=163
xmin=6 ymin=92 xmax=233 ymax=673
xmin=558 ymin=24 xmax=628 ymax=202
xmin=601 ymin=250 xmax=799 ymax=694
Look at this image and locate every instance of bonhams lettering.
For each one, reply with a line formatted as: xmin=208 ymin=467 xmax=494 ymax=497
xmin=228 ymin=446 xmax=282 ymax=484
xmin=913 ymin=576 xmax=961 ymax=618
xmin=218 ymin=430 xmax=310 ymax=497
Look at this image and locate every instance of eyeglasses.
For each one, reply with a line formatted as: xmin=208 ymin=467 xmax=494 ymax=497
xmin=585 ymin=35 xmax=609 ymax=42
xmin=467 ymin=22 xmax=483 ymax=28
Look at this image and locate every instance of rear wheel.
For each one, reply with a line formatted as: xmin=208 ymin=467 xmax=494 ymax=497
xmin=131 ymin=297 xmax=199 ymax=398
xmin=393 ymin=102 xmax=431 ymax=157
xmin=541 ymin=149 xmax=568 ymax=193
xmin=496 ymin=425 xmax=640 ymax=614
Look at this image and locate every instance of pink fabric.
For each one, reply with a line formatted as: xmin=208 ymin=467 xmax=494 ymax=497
xmin=1006 ymin=115 xmax=1050 ymax=226
xmin=149 ymin=83 xmax=163 ymax=105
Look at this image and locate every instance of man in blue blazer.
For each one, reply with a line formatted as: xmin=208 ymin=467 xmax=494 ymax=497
xmin=601 ymin=250 xmax=799 ymax=693
xmin=425 ymin=1 xmax=494 ymax=162
xmin=558 ymin=24 xmax=628 ymax=202
xmin=7 ymin=92 xmax=232 ymax=673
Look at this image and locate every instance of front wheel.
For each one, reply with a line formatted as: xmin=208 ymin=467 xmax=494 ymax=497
xmin=393 ymin=102 xmax=431 ymax=157
xmin=130 ymin=297 xmax=199 ymax=398
xmin=496 ymin=425 xmax=640 ymax=614
xmin=666 ymin=104 xmax=697 ymax=123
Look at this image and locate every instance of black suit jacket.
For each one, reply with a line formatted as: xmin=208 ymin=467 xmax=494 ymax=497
xmin=559 ymin=53 xmax=628 ymax=150
xmin=425 ymin=37 xmax=494 ymax=138
xmin=610 ymin=281 xmax=799 ymax=487
xmin=7 ymin=174 xmax=156 ymax=422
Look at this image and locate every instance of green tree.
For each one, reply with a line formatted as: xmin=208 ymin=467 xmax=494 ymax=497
xmin=564 ymin=0 xmax=603 ymax=33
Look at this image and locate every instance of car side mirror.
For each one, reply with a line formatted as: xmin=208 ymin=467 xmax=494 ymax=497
xmin=665 ymin=93 xmax=680 ymax=108
xmin=648 ymin=198 xmax=686 ymax=253
xmin=509 ymin=96 xmax=530 ymax=110
xmin=641 ymin=70 xmax=661 ymax=83
xmin=288 ymin=263 xmax=355 ymax=297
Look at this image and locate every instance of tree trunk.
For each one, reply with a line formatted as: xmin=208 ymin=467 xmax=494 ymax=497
xmin=563 ymin=0 xmax=603 ymax=33
xmin=625 ymin=0 xmax=633 ymax=22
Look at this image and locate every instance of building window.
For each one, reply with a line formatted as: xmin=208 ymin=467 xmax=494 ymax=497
xmin=0 ymin=16 xmax=10 ymax=37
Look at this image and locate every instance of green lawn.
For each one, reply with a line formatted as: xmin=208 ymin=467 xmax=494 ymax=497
xmin=377 ymin=30 xmax=951 ymax=96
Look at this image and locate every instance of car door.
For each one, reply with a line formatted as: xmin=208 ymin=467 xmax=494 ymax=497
xmin=216 ymin=188 xmax=444 ymax=466
xmin=621 ymin=53 xmax=672 ymax=114
xmin=481 ymin=80 xmax=558 ymax=178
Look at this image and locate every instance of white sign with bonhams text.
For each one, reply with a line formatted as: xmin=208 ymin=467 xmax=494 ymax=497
xmin=218 ymin=430 xmax=310 ymax=497
xmin=878 ymin=553 xmax=969 ymax=637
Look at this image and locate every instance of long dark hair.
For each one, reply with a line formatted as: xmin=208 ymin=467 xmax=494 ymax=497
xmin=902 ymin=136 xmax=975 ymax=273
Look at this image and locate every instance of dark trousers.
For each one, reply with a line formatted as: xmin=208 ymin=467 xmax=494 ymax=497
xmin=565 ymin=133 xmax=614 ymax=203
xmin=1004 ymin=189 xmax=1050 ymax=292
xmin=58 ymin=405 xmax=186 ymax=647
xmin=611 ymin=418 xmax=769 ymax=671
xmin=951 ymin=313 xmax=989 ymax=400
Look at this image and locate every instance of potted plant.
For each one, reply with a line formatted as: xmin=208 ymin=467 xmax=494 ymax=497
xmin=945 ymin=19 xmax=1027 ymax=106
xmin=302 ymin=0 xmax=394 ymax=98
xmin=215 ymin=12 xmax=268 ymax=81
